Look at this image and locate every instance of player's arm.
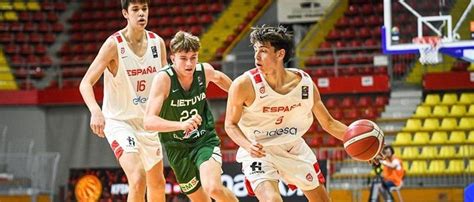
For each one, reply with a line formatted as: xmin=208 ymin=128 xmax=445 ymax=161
xmin=79 ymin=38 xmax=117 ymax=137
xmin=144 ymin=72 xmax=201 ymax=132
xmin=381 ymin=159 xmax=400 ymax=168
xmin=225 ymin=76 xmax=265 ymax=157
xmin=158 ymin=36 xmax=168 ymax=67
xmin=311 ymin=82 xmax=347 ymax=140
xmin=203 ymin=63 xmax=232 ymax=92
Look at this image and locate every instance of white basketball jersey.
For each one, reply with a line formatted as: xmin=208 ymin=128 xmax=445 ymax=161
xmin=238 ymin=68 xmax=314 ymax=146
xmin=102 ymin=31 xmax=162 ymax=120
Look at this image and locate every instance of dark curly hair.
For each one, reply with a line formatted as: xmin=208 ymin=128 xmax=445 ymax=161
xmin=250 ymin=25 xmax=293 ymax=64
xmin=121 ymin=0 xmax=149 ymax=10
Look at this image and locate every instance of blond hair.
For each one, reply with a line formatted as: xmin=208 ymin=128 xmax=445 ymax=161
xmin=170 ymin=31 xmax=201 ymax=53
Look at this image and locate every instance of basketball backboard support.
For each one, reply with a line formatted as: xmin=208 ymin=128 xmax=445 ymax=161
xmin=382 ymin=0 xmax=474 ymax=63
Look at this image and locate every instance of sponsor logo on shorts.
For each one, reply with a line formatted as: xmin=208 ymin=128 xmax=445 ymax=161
xmin=249 ymin=162 xmax=264 ymax=175
xmin=126 ymin=136 xmax=136 ymax=147
xmin=306 ymin=173 xmax=313 ymax=182
xmin=253 ymin=127 xmax=298 ymax=137
xmin=180 ymin=177 xmax=199 ymax=193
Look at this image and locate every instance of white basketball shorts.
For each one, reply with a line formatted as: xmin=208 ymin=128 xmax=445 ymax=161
xmin=104 ymin=118 xmax=163 ymax=171
xmin=236 ymin=138 xmax=325 ymax=194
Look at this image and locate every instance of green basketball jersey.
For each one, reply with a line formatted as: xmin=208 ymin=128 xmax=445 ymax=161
xmin=159 ymin=64 xmax=219 ymax=147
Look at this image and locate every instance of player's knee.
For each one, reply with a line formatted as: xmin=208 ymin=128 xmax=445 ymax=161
xmin=202 ymin=183 xmax=225 ymax=197
xmin=257 ymin=191 xmax=282 ymax=202
xmin=149 ymin=174 xmax=166 ymax=191
xmin=127 ymin=172 xmax=146 ymax=192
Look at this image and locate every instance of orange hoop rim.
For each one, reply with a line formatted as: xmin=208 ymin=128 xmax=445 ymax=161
xmin=412 ymin=36 xmax=442 ymax=47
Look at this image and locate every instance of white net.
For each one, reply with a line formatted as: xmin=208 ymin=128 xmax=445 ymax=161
xmin=413 ymin=37 xmax=443 ymax=65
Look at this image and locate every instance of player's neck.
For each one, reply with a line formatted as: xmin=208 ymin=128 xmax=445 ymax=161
xmin=261 ymin=65 xmax=287 ymax=88
xmin=122 ymin=27 xmax=145 ymax=44
xmin=175 ymin=69 xmax=194 ymax=91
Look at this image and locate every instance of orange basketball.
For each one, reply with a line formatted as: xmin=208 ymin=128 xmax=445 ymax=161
xmin=343 ymin=119 xmax=384 ymax=161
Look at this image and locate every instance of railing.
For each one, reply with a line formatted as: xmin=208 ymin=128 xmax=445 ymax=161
xmin=0 ymin=152 xmax=60 ymax=202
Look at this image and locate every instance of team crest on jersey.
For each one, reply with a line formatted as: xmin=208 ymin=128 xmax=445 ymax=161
xmin=302 ymin=86 xmax=309 ymax=99
xmin=197 ymin=75 xmax=203 ymax=86
xmin=259 ymin=86 xmax=265 ymax=94
xmin=306 ymin=173 xmax=313 ymax=182
xmin=151 ymin=46 xmax=158 ymax=58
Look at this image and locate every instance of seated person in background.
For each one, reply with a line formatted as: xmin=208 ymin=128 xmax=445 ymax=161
xmin=380 ymin=145 xmax=405 ymax=190
xmin=369 ymin=145 xmax=404 ymax=202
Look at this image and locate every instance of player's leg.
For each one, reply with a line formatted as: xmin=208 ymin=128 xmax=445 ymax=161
xmin=199 ymin=158 xmax=238 ymax=202
xmin=302 ymin=185 xmax=330 ymax=202
xmin=193 ymin=140 xmax=237 ymax=202
xmin=275 ymin=138 xmax=329 ymax=202
xmin=118 ymin=153 xmax=147 ymax=202
xmin=104 ymin=120 xmax=146 ymax=201
xmin=239 ymin=147 xmax=281 ymax=202
xmin=186 ymin=187 xmax=212 ymax=202
xmin=166 ymin=145 xmax=212 ymax=202
xmin=145 ymin=161 xmax=166 ymax=202
xmin=137 ymin=132 xmax=166 ymax=202
xmin=253 ymin=180 xmax=283 ymax=202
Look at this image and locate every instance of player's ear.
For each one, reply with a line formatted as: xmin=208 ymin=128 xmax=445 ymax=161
xmin=277 ymin=49 xmax=285 ymax=60
xmin=170 ymin=54 xmax=175 ymax=63
xmin=122 ymin=8 xmax=128 ymax=19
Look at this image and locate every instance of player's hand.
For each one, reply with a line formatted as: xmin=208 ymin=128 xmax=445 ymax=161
xmin=181 ymin=114 xmax=202 ymax=132
xmin=368 ymin=153 xmax=385 ymax=166
xmin=248 ymin=142 xmax=266 ymax=158
xmin=90 ymin=111 xmax=105 ymax=137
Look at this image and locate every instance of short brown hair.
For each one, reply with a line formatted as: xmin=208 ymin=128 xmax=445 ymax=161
xmin=121 ymin=0 xmax=149 ymax=10
xmin=250 ymin=25 xmax=293 ymax=63
xmin=170 ymin=31 xmax=201 ymax=54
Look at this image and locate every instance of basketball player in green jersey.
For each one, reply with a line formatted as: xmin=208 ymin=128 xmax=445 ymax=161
xmin=144 ymin=31 xmax=238 ymax=202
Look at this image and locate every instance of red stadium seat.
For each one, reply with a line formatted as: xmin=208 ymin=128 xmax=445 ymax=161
xmin=15 ymin=33 xmax=28 ymax=43
xmin=169 ymin=6 xmax=183 ymax=15
xmin=373 ymin=66 xmax=387 ymax=75
xmin=361 ymin=4 xmax=373 ymax=15
xmin=196 ymin=4 xmax=209 ymax=13
xmin=325 ymin=97 xmax=339 ymax=109
xmin=199 ymin=14 xmax=213 ymax=24
xmin=23 ymin=22 xmax=37 ymax=33
xmin=341 ymin=97 xmax=356 ymax=108
xmin=18 ymin=11 xmax=31 ymax=22
xmin=329 ymin=108 xmax=344 ymax=120
xmin=361 ymin=107 xmax=378 ymax=120
xmin=20 ymin=44 xmax=34 ymax=55
xmin=4 ymin=44 xmax=18 ymax=55
xmin=182 ymin=5 xmax=195 ymax=14
xmin=351 ymin=16 xmax=364 ymax=27
xmin=0 ymin=33 xmax=14 ymax=43
xmin=335 ymin=17 xmax=350 ymax=28
xmin=35 ymin=44 xmax=47 ymax=55
xmin=345 ymin=5 xmax=359 ymax=16
xmin=374 ymin=95 xmax=388 ymax=107
xmin=209 ymin=3 xmax=224 ymax=13
xmin=357 ymin=96 xmax=373 ymax=108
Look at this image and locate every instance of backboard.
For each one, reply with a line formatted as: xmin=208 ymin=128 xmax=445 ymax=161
xmin=382 ymin=0 xmax=474 ymax=63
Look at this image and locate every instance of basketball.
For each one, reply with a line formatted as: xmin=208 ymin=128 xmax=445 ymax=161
xmin=343 ymin=119 xmax=384 ymax=161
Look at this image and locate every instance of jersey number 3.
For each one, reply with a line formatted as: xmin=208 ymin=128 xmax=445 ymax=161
xmin=275 ymin=116 xmax=284 ymax=125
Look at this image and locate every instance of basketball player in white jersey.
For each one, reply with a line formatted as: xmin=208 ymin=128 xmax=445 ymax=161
xmin=225 ymin=25 xmax=348 ymax=202
xmin=79 ymin=0 xmax=167 ymax=201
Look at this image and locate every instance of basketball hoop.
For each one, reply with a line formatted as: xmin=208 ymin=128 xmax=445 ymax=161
xmin=412 ymin=36 xmax=443 ymax=64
